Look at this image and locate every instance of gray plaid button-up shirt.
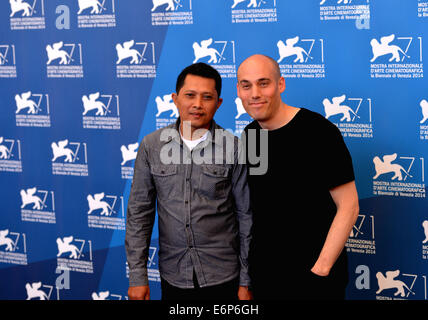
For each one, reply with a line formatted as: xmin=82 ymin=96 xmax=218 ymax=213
xmin=125 ymin=119 xmax=252 ymax=289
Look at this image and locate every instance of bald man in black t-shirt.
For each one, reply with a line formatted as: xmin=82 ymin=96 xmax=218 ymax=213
xmin=237 ymin=54 xmax=359 ymax=300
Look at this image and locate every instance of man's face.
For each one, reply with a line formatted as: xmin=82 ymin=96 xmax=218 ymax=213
xmin=172 ymin=74 xmax=222 ymax=134
xmin=237 ymin=56 xmax=285 ymax=122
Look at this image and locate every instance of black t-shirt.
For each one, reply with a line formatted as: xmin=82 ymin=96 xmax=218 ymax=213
xmin=243 ymin=108 xmax=355 ymax=294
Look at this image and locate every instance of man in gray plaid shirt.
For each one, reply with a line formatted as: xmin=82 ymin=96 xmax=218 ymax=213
xmin=125 ymin=63 xmax=253 ymax=300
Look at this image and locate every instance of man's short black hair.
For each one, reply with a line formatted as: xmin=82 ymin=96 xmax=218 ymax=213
xmin=176 ymin=62 xmax=222 ymax=97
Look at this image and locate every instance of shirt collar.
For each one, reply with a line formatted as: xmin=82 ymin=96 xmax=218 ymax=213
xmin=163 ymin=117 xmax=222 ymax=147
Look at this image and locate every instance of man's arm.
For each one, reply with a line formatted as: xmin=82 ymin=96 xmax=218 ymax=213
xmin=311 ymin=180 xmax=359 ymax=276
xmin=125 ymin=140 xmax=156 ymax=300
xmin=231 ymin=142 xmax=253 ymax=300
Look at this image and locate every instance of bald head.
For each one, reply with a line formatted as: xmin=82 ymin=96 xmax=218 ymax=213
xmin=236 ymin=54 xmax=287 ymax=128
xmin=237 ymin=54 xmax=281 ymax=81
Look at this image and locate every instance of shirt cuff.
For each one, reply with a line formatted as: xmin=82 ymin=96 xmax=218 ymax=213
xmin=128 ymin=268 xmax=149 ymax=287
xmin=239 ymin=270 xmax=251 ymax=287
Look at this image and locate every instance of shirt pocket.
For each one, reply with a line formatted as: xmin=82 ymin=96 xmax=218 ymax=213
xmin=150 ymin=164 xmax=178 ymax=200
xmin=198 ymin=165 xmax=230 ymax=200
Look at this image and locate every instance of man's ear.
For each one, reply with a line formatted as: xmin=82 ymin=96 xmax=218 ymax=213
xmin=278 ymin=77 xmax=286 ymax=93
xmin=171 ymin=92 xmax=178 ymax=104
xmin=216 ymin=97 xmax=223 ymax=110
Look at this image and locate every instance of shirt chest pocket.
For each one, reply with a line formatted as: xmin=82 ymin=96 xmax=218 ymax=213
xmin=198 ymin=165 xmax=230 ymax=200
xmin=151 ymin=164 xmax=178 ymax=200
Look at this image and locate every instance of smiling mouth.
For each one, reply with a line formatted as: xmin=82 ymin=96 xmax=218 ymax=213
xmin=249 ymin=102 xmax=266 ymax=107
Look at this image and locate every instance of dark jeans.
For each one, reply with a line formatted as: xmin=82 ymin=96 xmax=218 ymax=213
xmin=252 ymin=271 xmax=347 ymax=300
xmin=161 ymin=272 xmax=239 ymax=301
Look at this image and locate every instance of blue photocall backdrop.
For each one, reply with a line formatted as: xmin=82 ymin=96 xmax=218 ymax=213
xmin=0 ymin=0 xmax=427 ymax=300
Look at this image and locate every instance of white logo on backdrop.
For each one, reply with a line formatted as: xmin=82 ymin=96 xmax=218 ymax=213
xmin=0 ymin=53 xmax=6 ymax=66
xmin=115 ymin=41 xmax=156 ymax=77
xmin=9 ymin=0 xmax=34 ymax=17
xmin=231 ymin=0 xmax=259 ymax=9
xmin=82 ymin=92 xmax=108 ymax=116
xmin=76 ymin=0 xmax=116 ymax=29
xmin=346 ymin=214 xmax=376 ymax=255
xmin=155 ymin=94 xmax=178 ymax=118
xmin=15 ymin=92 xmax=51 ymax=127
xmin=193 ymin=38 xmax=224 ymax=64
xmin=420 ymin=99 xmax=428 ymax=124
xmin=82 ymin=93 xmax=120 ymax=130
xmin=152 ymin=0 xmax=182 ymax=11
xmin=192 ymin=39 xmax=237 ymax=78
xmin=423 ymin=220 xmax=428 ymax=244
xmin=235 ymin=97 xmax=247 ymax=119
xmin=0 ymin=137 xmax=22 ymax=172
xmin=87 ymin=193 xmax=125 ymax=229
xmin=56 ymin=236 xmax=80 ymax=259
xmin=9 ymin=0 xmax=46 ymax=30
xmin=116 ymin=40 xmax=144 ymax=65
xmin=15 ymin=91 xmax=39 ymax=114
xmin=87 ymin=193 xmax=114 ymax=216
xmin=0 ymin=230 xmax=27 ymax=265
xmin=277 ymin=36 xmax=312 ymax=64
xmin=0 ymin=137 xmax=11 ymax=160
xmin=51 ymin=140 xmax=75 ymax=163
xmin=56 ymin=237 xmax=93 ymax=273
xmin=45 ymin=42 xmax=83 ymax=77
xmin=319 ymin=0 xmax=369 ymax=23
xmin=51 ymin=140 xmax=88 ymax=176
xmin=320 ymin=0 xmax=351 ymax=4
xmin=20 ymin=188 xmax=45 ymax=210
xmin=350 ymin=219 xmax=363 ymax=238
xmin=370 ymin=34 xmax=410 ymax=63
xmin=349 ymin=216 xmax=374 ymax=239
xmin=77 ymin=0 xmax=106 ymax=15
xmin=92 ymin=291 xmax=110 ymax=300
xmin=121 ymin=142 xmax=138 ymax=179
xmin=46 ymin=42 xmax=73 ymax=65
xmin=0 ymin=229 xmax=16 ymax=252
xmin=92 ymin=290 xmax=122 ymax=300
xmin=323 ymin=95 xmax=360 ymax=122
xmin=231 ymin=0 xmax=277 ymax=24
xmin=234 ymin=97 xmax=251 ymax=135
xmin=373 ymin=153 xmax=412 ymax=181
xmin=151 ymin=0 xmax=192 ymax=26
xmin=25 ymin=282 xmax=48 ymax=300
xmin=0 ymin=137 xmax=21 ymax=162
xmin=121 ymin=143 xmax=139 ymax=166
xmin=20 ymin=187 xmax=56 ymax=224
xmin=0 ymin=44 xmax=16 ymax=66
xmin=376 ymin=270 xmax=416 ymax=298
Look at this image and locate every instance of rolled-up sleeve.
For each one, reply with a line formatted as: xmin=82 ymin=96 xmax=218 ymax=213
xmin=125 ymin=139 xmax=156 ymax=287
xmin=231 ymin=144 xmax=253 ymax=287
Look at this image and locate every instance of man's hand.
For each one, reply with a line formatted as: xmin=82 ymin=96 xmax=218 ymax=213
xmin=128 ymin=285 xmax=150 ymax=300
xmin=238 ymin=286 xmax=253 ymax=300
xmin=311 ymin=265 xmax=330 ymax=277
